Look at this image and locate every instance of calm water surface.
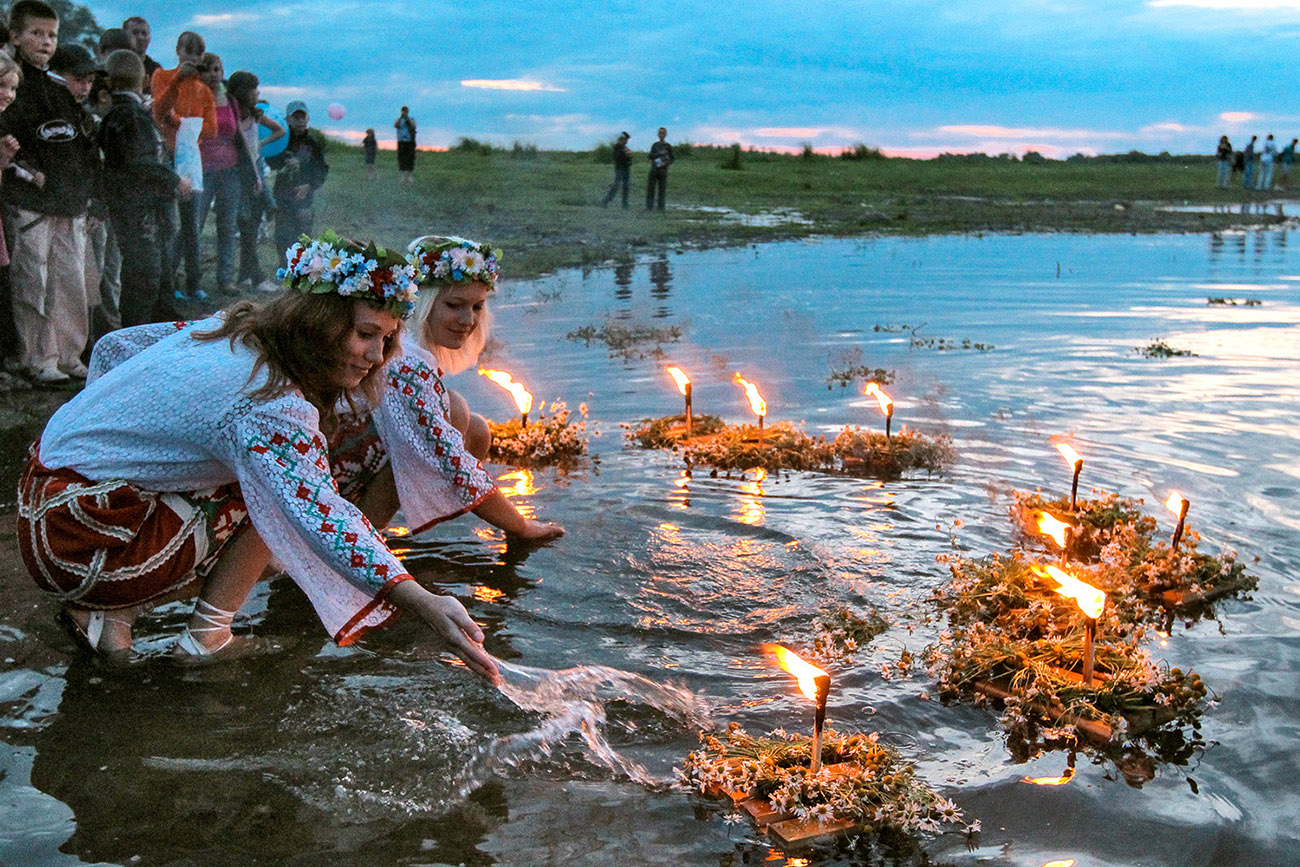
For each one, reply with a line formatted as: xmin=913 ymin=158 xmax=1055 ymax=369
xmin=2 ymin=232 xmax=1298 ymax=866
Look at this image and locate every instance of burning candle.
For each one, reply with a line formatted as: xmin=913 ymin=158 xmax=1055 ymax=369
xmin=1034 ymin=564 xmax=1105 ymax=686
xmin=1055 ymin=443 xmax=1083 ymax=510
xmin=666 ymin=366 xmax=693 ymax=434
xmin=733 ymin=373 xmax=767 ymax=442
xmin=1165 ymin=490 xmax=1190 ymax=551
xmin=864 ymin=382 xmax=894 ymax=440
xmin=1036 ymin=510 xmax=1073 ymax=566
xmin=478 ymin=367 xmax=534 ymax=425
xmin=762 ymin=643 xmax=831 ymax=773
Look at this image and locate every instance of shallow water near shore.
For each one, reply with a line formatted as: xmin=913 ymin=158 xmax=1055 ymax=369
xmin=2 ymin=230 xmax=1299 ymax=866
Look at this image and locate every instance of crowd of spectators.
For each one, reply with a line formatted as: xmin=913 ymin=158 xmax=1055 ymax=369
xmin=0 ymin=1 xmax=328 ymax=390
xmin=1215 ymin=133 xmax=1297 ymax=191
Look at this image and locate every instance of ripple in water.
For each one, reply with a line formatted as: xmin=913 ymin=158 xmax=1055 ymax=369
xmin=459 ymin=661 xmax=711 ymax=798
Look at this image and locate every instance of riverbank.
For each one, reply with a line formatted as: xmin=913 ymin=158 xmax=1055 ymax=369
xmin=312 ymin=145 xmax=1292 ymax=279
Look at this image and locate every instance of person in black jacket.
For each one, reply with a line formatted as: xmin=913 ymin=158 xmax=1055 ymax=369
xmin=267 ymin=100 xmax=328 ymax=254
xmin=601 ymin=131 xmax=631 ymax=208
xmin=646 ymin=126 xmax=673 ymax=211
xmin=0 ymin=0 xmax=100 ymax=384
xmin=98 ymin=50 xmax=187 ymax=327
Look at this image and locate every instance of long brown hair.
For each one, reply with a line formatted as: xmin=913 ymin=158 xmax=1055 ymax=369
xmin=195 ymin=292 xmax=400 ymax=428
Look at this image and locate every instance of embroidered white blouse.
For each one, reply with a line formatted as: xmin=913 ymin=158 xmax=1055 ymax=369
xmin=42 ymin=317 xmax=497 ymax=644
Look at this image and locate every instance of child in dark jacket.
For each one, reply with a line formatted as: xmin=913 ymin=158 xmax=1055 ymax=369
xmin=267 ymin=100 xmax=328 ymax=254
xmin=97 ymin=49 xmax=187 ymax=327
xmin=0 ymin=0 xmax=99 ymax=384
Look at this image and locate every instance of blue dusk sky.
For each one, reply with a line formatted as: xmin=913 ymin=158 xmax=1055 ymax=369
xmin=93 ymin=0 xmax=1299 ymax=157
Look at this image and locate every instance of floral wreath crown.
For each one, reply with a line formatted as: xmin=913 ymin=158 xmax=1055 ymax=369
xmin=407 ymin=235 xmax=502 ymax=289
xmin=277 ymin=231 xmax=420 ymax=319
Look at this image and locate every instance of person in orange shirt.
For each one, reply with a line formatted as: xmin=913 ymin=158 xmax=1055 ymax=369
xmin=150 ymin=31 xmax=215 ymax=301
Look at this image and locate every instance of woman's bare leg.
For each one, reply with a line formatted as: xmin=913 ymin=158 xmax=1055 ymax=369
xmin=181 ymin=524 xmax=272 ymax=653
xmin=448 ymin=389 xmax=492 ymax=461
xmin=354 ymin=462 xmax=399 ymax=530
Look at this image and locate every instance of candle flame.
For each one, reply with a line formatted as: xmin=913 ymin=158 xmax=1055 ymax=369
xmin=1055 ymin=442 xmax=1083 ymax=468
xmin=1022 ymin=768 xmax=1075 ymax=786
xmin=1034 ymin=564 xmax=1106 ymax=619
xmin=733 ymin=373 xmax=767 ymax=418
xmin=478 ymin=368 xmax=533 ymax=415
xmin=1165 ymin=490 xmax=1187 ymax=515
xmin=762 ymin=643 xmax=827 ymax=702
xmin=1036 ymin=511 xmax=1071 ymax=548
xmin=864 ymin=382 xmax=894 ymax=414
xmin=666 ymin=366 xmax=691 ymax=395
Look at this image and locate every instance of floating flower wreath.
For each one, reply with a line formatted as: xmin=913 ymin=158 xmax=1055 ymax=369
xmin=277 ymin=230 xmax=420 ymax=319
xmin=407 ymin=234 xmax=501 ymax=289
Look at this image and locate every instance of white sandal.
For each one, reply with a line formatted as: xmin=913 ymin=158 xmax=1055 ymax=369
xmin=174 ymin=599 xmax=238 ymax=657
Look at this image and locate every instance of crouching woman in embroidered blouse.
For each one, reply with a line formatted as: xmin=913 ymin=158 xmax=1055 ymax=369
xmin=331 ymin=234 xmax=563 ymax=542
xmin=17 ymin=236 xmax=499 ymax=681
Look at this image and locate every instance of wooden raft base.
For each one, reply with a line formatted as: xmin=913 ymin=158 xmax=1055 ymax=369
xmin=973 ymin=665 xmax=1176 ymax=745
xmin=704 ymin=760 xmax=858 ymax=845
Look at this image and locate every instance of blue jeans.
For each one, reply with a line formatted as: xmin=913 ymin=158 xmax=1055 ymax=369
xmin=200 ymin=167 xmax=242 ymax=289
xmin=1243 ymin=159 xmax=1257 ymax=189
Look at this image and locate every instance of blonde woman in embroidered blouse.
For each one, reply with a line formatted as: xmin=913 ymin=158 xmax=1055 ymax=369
xmin=337 ymin=235 xmax=563 ymax=543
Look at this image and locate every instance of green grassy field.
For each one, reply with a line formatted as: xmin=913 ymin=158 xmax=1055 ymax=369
xmin=306 ymin=143 xmax=1286 ymax=280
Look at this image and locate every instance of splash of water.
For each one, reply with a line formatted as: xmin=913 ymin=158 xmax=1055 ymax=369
xmin=458 ymin=661 xmax=712 ymax=798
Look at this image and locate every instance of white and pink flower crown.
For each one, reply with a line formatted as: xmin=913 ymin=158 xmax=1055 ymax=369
xmin=407 ymin=235 xmax=501 ymax=289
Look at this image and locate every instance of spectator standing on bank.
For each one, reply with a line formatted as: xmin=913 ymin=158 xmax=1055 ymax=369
xmin=1257 ymin=134 xmax=1277 ymax=191
xmin=0 ymin=52 xmax=26 ymax=392
xmin=151 ymin=30 xmax=215 ymax=302
xmin=96 ymin=28 xmax=132 ymax=59
xmin=602 ymin=131 xmax=631 ymax=208
xmin=1215 ymin=135 xmax=1232 ymax=189
xmin=394 ymin=106 xmax=416 ymax=184
xmin=98 ymin=49 xmax=186 ymax=327
xmin=1242 ymin=135 xmax=1257 ymax=190
xmin=0 ymin=1 xmax=98 ymax=385
xmin=196 ymin=53 xmax=241 ymax=296
xmin=50 ymin=43 xmax=119 ymax=346
xmin=122 ymin=16 xmax=160 ymax=95
xmin=646 ymin=126 xmax=673 ymax=211
xmin=1281 ymin=138 xmax=1297 ymax=189
xmin=267 ymin=100 xmax=328 ymax=254
xmin=363 ymin=128 xmax=377 ymax=180
xmin=226 ymin=70 xmax=283 ymax=292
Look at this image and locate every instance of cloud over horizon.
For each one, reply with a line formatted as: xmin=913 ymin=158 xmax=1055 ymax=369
xmin=97 ymin=0 xmax=1300 ymax=156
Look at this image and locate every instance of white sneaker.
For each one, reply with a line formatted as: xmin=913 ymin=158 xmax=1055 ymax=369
xmin=59 ymin=361 xmax=89 ymax=379
xmin=32 ymin=366 xmax=70 ymax=385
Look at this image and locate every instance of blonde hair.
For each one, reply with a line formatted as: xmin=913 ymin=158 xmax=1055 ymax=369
xmin=0 ymin=53 xmax=22 ymax=88
xmin=409 ymin=282 xmax=493 ymax=374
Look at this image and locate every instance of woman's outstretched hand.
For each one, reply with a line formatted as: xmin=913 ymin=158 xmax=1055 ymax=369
xmin=511 ymin=518 xmax=564 ymax=543
xmin=388 ymin=581 xmax=501 ymax=685
xmin=473 ymin=491 xmax=564 ymax=544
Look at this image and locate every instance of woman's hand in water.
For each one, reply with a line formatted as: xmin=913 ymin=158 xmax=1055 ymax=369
xmin=388 ymin=582 xmax=501 ymax=685
xmin=510 ymin=518 xmax=565 ymax=543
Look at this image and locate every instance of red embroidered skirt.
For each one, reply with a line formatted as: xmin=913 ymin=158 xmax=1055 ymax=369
xmin=17 ymin=444 xmax=249 ymax=610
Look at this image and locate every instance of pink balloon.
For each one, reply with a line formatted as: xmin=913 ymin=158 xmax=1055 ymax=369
xmin=327 ymin=103 xmax=345 ymax=120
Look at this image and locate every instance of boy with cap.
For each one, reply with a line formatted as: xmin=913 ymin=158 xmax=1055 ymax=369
xmin=266 ymin=100 xmax=328 ymax=254
xmin=50 ymin=43 xmax=120 ymax=343
xmin=0 ymin=1 xmax=99 ymax=384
